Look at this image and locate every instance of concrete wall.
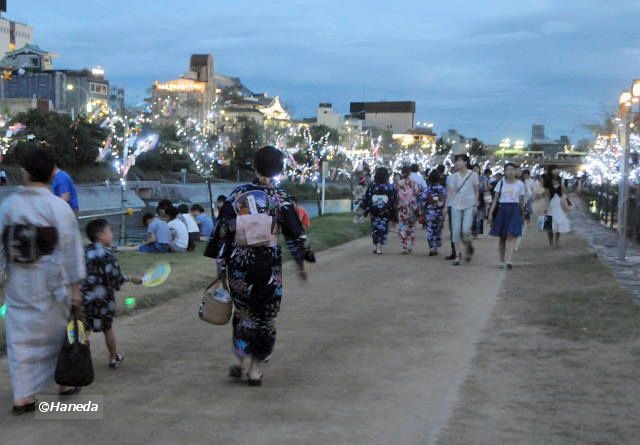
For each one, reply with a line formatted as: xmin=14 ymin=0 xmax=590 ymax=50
xmin=364 ymin=112 xmax=414 ymax=133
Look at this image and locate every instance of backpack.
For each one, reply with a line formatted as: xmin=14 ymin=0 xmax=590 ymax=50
xmin=232 ymin=190 xmax=280 ymax=247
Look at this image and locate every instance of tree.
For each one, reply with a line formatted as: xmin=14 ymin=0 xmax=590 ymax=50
xmin=469 ymin=138 xmax=485 ymax=156
xmin=3 ymin=109 xmax=106 ymax=168
xmin=231 ymin=120 xmax=263 ymax=172
xmin=435 ymin=136 xmax=452 ymax=155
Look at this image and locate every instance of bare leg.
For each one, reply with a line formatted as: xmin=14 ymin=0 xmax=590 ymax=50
xmin=104 ymin=328 xmax=117 ymax=359
xmin=555 ymin=233 xmax=561 ymax=248
xmin=248 ymin=356 xmax=263 ymax=380
xmin=499 ymin=238 xmax=506 ymax=263
xmin=547 ymin=231 xmax=554 ymax=247
xmin=505 ymin=236 xmax=517 ymax=263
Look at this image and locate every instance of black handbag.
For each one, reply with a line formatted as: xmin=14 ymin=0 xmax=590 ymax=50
xmin=491 ymin=181 xmax=504 ymax=219
xmin=55 ymin=307 xmax=94 ymax=387
xmin=543 ymin=215 xmax=553 ymax=232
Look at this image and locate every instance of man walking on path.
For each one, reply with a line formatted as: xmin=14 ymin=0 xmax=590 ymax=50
xmin=447 ymin=154 xmax=479 ymax=265
xmin=52 ymin=165 xmax=79 ymax=215
xmin=409 ymin=163 xmax=427 ymax=191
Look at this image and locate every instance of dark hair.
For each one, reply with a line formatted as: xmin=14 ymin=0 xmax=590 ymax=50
xmin=216 ymin=195 xmax=227 ymax=203
xmin=401 ymin=165 xmax=411 ymax=178
xmin=471 ymin=164 xmax=481 ymax=171
xmin=436 ymin=164 xmax=446 ymax=174
xmin=504 ymin=162 xmax=517 ymax=170
xmin=410 ymin=163 xmax=420 ymax=173
xmin=86 ymin=218 xmax=110 ymax=243
xmin=522 ymin=169 xmax=531 ymax=176
xmin=20 ymin=144 xmax=56 ymax=183
xmin=428 ymin=170 xmax=441 ymax=185
xmin=291 ymin=195 xmax=298 ymax=203
xmin=157 ymin=199 xmax=172 ymax=215
xmin=374 ymin=167 xmax=390 ymax=184
xmin=191 ymin=204 xmax=205 ymax=213
xmin=177 ymin=204 xmax=189 ymax=214
xmin=484 ymin=168 xmax=492 ymax=175
xmin=454 ymin=154 xmax=469 ymax=163
xmin=142 ymin=212 xmax=155 ymax=225
xmin=254 ymin=145 xmax=284 ymax=178
xmin=165 ymin=206 xmax=179 ymax=219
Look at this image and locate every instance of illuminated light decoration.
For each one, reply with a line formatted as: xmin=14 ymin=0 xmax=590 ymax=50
xmin=124 ymin=297 xmax=136 ymax=309
xmin=153 ymin=79 xmax=206 ymax=93
xmin=0 ymin=303 xmax=6 ymax=319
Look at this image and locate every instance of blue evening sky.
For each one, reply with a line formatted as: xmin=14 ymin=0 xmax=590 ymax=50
xmin=10 ymin=0 xmax=640 ymax=143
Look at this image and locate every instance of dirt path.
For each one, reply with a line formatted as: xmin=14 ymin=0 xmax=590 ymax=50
xmin=1 ymin=233 xmax=505 ymax=445
xmin=438 ymin=226 xmax=640 ymax=444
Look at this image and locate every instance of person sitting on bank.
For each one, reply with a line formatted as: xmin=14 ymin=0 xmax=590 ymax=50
xmin=190 ymin=204 xmax=214 ymax=238
xmin=166 ymin=206 xmax=189 ymax=253
xmin=119 ymin=212 xmax=170 ymax=253
xmin=178 ymin=203 xmax=201 ymax=249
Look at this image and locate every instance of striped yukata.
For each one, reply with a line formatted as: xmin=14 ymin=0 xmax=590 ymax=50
xmin=0 ymin=187 xmax=85 ymax=400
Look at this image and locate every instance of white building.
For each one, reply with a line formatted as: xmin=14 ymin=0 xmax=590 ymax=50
xmin=316 ymin=103 xmax=340 ymax=130
xmin=349 ymin=101 xmax=415 ymax=132
xmin=0 ymin=17 xmax=33 ymax=58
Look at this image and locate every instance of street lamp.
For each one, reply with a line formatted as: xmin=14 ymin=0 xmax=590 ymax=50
xmin=617 ymin=83 xmax=640 ymax=260
xmin=65 ymin=83 xmax=92 ymax=119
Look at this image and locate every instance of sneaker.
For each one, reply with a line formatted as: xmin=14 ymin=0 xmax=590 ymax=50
xmin=109 ymin=352 xmax=125 ymax=369
xmin=506 ymin=262 xmax=513 ymax=270
xmin=445 ymin=254 xmax=457 ymax=261
xmin=498 ymin=262 xmax=506 ymax=269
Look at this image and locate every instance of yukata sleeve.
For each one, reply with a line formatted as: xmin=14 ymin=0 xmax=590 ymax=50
xmin=0 ymin=200 xmax=8 ymax=283
xmin=109 ymin=256 xmax=128 ymax=291
xmin=58 ymin=204 xmax=86 ymax=283
xmin=278 ymin=192 xmax=313 ymax=266
xmin=204 ymin=199 xmax=236 ymax=266
xmin=359 ymin=186 xmax=372 ymax=216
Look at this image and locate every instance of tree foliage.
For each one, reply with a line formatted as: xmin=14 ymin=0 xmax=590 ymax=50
xmin=4 ymin=109 xmax=106 ymax=168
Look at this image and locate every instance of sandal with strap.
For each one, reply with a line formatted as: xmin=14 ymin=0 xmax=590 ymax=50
xmin=228 ymin=365 xmax=243 ymax=379
xmin=247 ymin=372 xmax=263 ymax=387
xmin=12 ymin=401 xmax=36 ymax=415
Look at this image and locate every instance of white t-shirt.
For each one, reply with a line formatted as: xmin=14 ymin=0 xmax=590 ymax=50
xmin=409 ymin=172 xmax=427 ymax=191
xmin=523 ymin=178 xmax=534 ymax=200
xmin=181 ymin=213 xmax=200 ymax=233
xmin=496 ymin=180 xmax=525 ymax=204
xmin=449 ymin=170 xmax=479 ymax=210
xmin=168 ymin=219 xmax=189 ymax=249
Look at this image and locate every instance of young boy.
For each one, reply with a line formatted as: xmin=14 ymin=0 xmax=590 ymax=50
xmin=82 ymin=219 xmax=142 ymax=368
xmin=166 ymin=206 xmax=189 ymax=253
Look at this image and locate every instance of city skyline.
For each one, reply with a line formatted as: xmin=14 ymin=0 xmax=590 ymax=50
xmin=9 ymin=0 xmax=640 ymax=143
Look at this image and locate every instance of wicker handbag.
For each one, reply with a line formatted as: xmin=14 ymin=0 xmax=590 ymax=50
xmin=198 ymin=277 xmax=232 ymax=325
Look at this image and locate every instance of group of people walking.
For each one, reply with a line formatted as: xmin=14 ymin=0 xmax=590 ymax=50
xmin=0 ymin=144 xmax=315 ymax=414
xmin=356 ymin=156 xmax=572 ymax=267
xmin=0 ymin=141 xmax=575 ymax=414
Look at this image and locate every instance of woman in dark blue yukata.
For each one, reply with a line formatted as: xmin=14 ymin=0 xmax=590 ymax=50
xmin=205 ymin=146 xmax=315 ymax=387
xmin=359 ymin=167 xmax=398 ymax=255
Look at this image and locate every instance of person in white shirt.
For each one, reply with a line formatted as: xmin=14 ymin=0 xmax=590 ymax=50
xmin=177 ymin=204 xmax=201 ymax=250
xmin=409 ymin=164 xmax=427 ymax=191
xmin=488 ymin=163 xmax=526 ymax=269
xmin=447 ymin=154 xmax=479 ymax=265
xmin=166 ymin=206 xmax=189 ymax=253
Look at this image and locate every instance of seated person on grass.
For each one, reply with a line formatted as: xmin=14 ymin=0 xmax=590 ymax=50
xmin=166 ymin=206 xmax=189 ymax=253
xmin=119 ymin=212 xmax=170 ymax=253
xmin=190 ymin=204 xmax=214 ymax=239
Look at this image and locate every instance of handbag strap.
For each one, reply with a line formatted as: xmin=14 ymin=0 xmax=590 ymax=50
xmin=455 ymin=172 xmax=473 ymax=195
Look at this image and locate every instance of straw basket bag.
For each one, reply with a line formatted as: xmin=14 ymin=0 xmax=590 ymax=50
xmin=198 ymin=277 xmax=232 ymax=325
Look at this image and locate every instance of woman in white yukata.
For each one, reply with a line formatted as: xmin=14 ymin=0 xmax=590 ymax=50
xmin=0 ymin=145 xmax=86 ymax=414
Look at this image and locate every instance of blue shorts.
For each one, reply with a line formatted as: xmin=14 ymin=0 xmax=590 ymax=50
xmin=139 ymin=242 xmax=169 ymax=253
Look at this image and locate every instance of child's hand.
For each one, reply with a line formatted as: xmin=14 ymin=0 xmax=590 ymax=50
xmin=130 ymin=276 xmax=143 ymax=285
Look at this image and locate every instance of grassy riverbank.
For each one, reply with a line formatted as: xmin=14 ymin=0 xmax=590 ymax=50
xmin=0 ymin=213 xmax=368 ymax=354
